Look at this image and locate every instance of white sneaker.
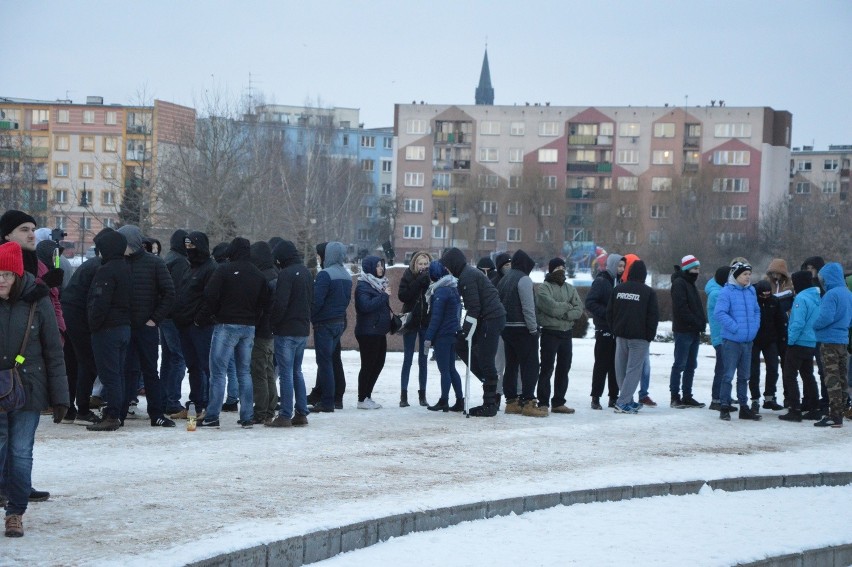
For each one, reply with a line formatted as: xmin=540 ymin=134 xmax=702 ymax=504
xmin=357 ymin=398 xmax=382 ymax=409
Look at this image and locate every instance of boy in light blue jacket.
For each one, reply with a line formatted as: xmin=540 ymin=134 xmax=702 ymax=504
xmin=778 ymin=271 xmax=821 ymax=422
xmin=812 ymin=262 xmax=852 ymax=427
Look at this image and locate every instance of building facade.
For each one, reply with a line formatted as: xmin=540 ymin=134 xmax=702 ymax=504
xmin=790 ymin=144 xmax=850 ymax=208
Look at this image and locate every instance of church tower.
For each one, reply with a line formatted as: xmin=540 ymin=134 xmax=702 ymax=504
xmin=475 ymin=48 xmax=494 ymax=105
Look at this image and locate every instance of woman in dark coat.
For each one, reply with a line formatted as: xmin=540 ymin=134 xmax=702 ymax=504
xmin=355 ymin=256 xmax=391 ymax=409
xmin=397 ymin=250 xmax=432 ymax=407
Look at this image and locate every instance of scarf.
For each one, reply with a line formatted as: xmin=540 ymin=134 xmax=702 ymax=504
xmin=425 ymin=274 xmax=458 ymax=311
xmin=358 ymin=271 xmax=388 ymax=294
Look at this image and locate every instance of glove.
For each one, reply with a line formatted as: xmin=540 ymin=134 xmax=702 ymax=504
xmin=530 ymin=329 xmax=541 ymax=339
xmin=458 ymin=319 xmax=473 ymax=340
xmin=418 ymin=273 xmax=431 ymax=287
xmin=424 ymin=339 xmax=432 ymax=351
xmin=52 ymin=405 xmax=68 ymax=424
xmin=42 ymin=268 xmax=64 ymax=289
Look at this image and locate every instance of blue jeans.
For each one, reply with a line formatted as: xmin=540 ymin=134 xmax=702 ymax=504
xmin=275 ymin=335 xmax=308 ymax=419
xmin=207 ymin=324 xmax=255 ymax=422
xmin=670 ymin=332 xmax=700 ymax=397
xmin=434 ymin=335 xmax=463 ymax=400
xmin=0 ymin=410 xmax=40 ymax=515
xmin=401 ymin=329 xmax=428 ymax=392
xmin=720 ymin=339 xmax=752 ymax=407
xmin=159 ymin=319 xmax=186 ymax=411
xmin=124 ymin=325 xmax=164 ymax=420
xmin=226 ymin=354 xmax=238 ymax=405
xmin=314 ymin=321 xmax=345 ymax=409
xmin=179 ymin=324 xmax=213 ymax=409
xmin=712 ymin=345 xmax=724 ymax=400
xmin=92 ymin=326 xmax=131 ymax=419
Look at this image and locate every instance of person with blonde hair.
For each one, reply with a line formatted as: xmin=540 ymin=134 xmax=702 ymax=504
xmin=397 ymin=251 xmax=432 ymax=407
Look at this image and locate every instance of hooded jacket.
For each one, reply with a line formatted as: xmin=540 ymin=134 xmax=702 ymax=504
xmin=787 ymin=272 xmax=820 ymax=348
xmin=60 ymin=228 xmax=113 ymax=323
xmin=606 ymin=259 xmax=658 ymax=341
xmin=440 ymin=247 xmax=506 ymax=322
xmin=670 ymin=266 xmax=707 ymax=333
xmin=753 ymin=280 xmax=787 ymax=347
xmin=270 ymin=240 xmax=313 ymax=337
xmin=397 ymin=251 xmax=432 ymax=330
xmin=813 ymin=262 xmax=852 ymax=345
xmin=172 ymin=231 xmax=217 ymax=328
xmin=424 ymin=261 xmax=461 ymax=341
xmin=117 ymin=225 xmax=175 ymax=328
xmin=704 ymin=266 xmax=729 ymax=347
xmin=354 ymin=255 xmax=391 ymax=336
xmin=535 ymin=269 xmax=583 ymax=333
xmin=715 ymin=268 xmax=761 ymax=343
xmin=87 ymin=231 xmax=131 ymax=332
xmin=585 ymin=253 xmax=623 ymax=332
xmin=493 ymin=252 xmax=512 ymax=286
xmin=204 ymin=237 xmax=269 ymax=326
xmin=163 ymin=229 xmax=190 ymax=313
xmin=250 ymin=241 xmax=279 ymax=340
xmin=312 ymin=241 xmax=352 ymax=324
xmin=497 ymin=249 xmax=537 ymax=333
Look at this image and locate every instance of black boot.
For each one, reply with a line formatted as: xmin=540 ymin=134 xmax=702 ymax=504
xmin=470 ymin=384 xmax=498 ymax=417
xmin=307 ymin=388 xmax=321 ymax=406
xmin=428 ymin=398 xmax=449 ymax=412
xmin=591 ymin=397 xmax=602 ymax=410
xmin=779 ymin=408 xmax=803 ymax=422
xmin=762 ymin=397 xmax=784 ymax=411
xmin=418 ymin=390 xmax=427 ymax=407
xmin=495 ymin=394 xmax=502 ymax=409
xmin=449 ymin=398 xmax=464 ymax=412
xmin=739 ymin=406 xmax=762 ymax=421
xmin=400 ymin=391 xmax=410 ymax=408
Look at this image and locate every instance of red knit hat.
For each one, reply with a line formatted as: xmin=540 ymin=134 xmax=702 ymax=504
xmin=0 ymin=241 xmax=24 ymax=277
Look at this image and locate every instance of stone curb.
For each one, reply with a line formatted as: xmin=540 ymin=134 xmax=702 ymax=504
xmin=185 ymin=471 xmax=852 ymax=567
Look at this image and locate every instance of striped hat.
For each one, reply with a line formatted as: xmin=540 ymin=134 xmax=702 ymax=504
xmin=680 ymin=255 xmax=700 ymax=271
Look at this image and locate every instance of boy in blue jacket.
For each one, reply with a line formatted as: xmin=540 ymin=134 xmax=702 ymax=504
xmin=778 ymin=271 xmax=822 ymax=422
xmin=812 ymin=262 xmax=852 ymax=428
xmin=424 ymin=260 xmax=464 ymax=412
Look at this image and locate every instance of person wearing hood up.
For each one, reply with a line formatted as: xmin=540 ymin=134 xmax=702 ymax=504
xmin=160 ymin=229 xmax=190 ymax=416
xmin=778 ymin=271 xmax=822 ymax=422
xmin=497 ymin=250 xmax=545 ymax=417
xmin=248 ymin=241 xmax=279 ymax=425
xmin=423 ymin=260 xmax=464 ymax=412
xmin=812 ymin=262 xmax=852 ymax=427
xmin=209 ymin=241 xmax=240 ymax=410
xmin=201 ymin=237 xmax=269 ymax=429
xmin=668 ymin=255 xmax=707 ymax=409
xmin=765 ymin=258 xmax=794 ymax=314
xmin=493 ymin=252 xmax=512 ymax=286
xmin=491 ymin=251 xmax=512 ymax=405
xmin=354 ymin=256 xmax=392 ymax=409
xmin=266 ymin=240 xmax=313 ymax=427
xmin=476 ymin=256 xmax=497 ymax=283
xmin=748 ymin=280 xmax=787 ymax=414
xmin=706 ymin=266 xmax=733 ymax=410
xmin=585 ymin=253 xmax=624 ymax=409
xmin=116 ymin=225 xmax=176 ymax=428
xmin=800 ymin=255 xmax=830 ymax=415
xmin=714 ymin=262 xmax=762 ymax=421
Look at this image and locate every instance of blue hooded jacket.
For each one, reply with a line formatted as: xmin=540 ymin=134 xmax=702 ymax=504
xmin=424 ymin=260 xmax=461 ymax=341
xmin=704 ymin=267 xmax=728 ymax=347
xmin=788 ymin=287 xmax=821 ymax=347
xmin=813 ymin=262 xmax=852 ymax=345
xmin=714 ymin=271 xmax=760 ymax=343
xmin=311 ymin=242 xmax=352 ymax=324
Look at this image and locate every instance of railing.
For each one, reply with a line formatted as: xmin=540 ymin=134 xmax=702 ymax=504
xmin=568 ymin=134 xmax=596 ymax=145
xmin=453 ymin=160 xmax=470 ymax=170
xmin=596 ymin=162 xmax=612 ymax=173
xmin=126 ymin=124 xmax=152 ymax=135
xmin=566 ymin=162 xmax=598 ymax=172
xmin=30 ymin=122 xmax=49 ymax=131
xmin=683 ymin=163 xmax=699 ymax=173
xmin=566 ymin=215 xmax=593 ymax=226
xmin=431 ymin=189 xmax=450 ymax=198
xmin=126 ymin=150 xmax=151 ymax=161
xmin=684 ymin=136 xmax=700 ymax=148
xmin=0 ymin=120 xmax=19 ymax=130
xmin=566 ymin=188 xmax=595 ymax=199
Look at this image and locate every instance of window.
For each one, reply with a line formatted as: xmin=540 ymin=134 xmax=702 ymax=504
xmin=510 ymin=122 xmax=525 ymax=136
xmin=405 ymin=119 xmax=427 ymax=134
xmin=654 ymin=123 xmax=675 ymax=138
xmin=359 ymin=182 xmax=374 ymax=195
xmin=616 ymin=205 xmax=636 ymax=218
xmin=102 ymin=191 xmax=115 ymax=205
xmin=478 ymin=147 xmax=498 ymax=162
xmin=102 ymin=165 xmax=116 ymax=180
xmin=618 ymin=177 xmax=638 ymax=191
xmin=619 ymin=123 xmax=640 ymax=137
xmin=480 ymin=226 xmax=496 ymax=241
xmin=572 ymin=123 xmax=598 ymax=136
xmin=361 ymin=159 xmax=374 ymax=171
xmin=480 ymin=121 xmax=501 ymax=135
xmin=534 ymin=229 xmax=550 ymax=243
xmin=55 ymin=189 xmax=68 ymax=203
xmin=822 ymin=181 xmax=838 ymax=193
xmin=105 ymin=111 xmax=117 ymax=125
xmin=80 ymin=217 xmax=93 ymax=230
xmin=599 ymin=122 xmax=614 ymax=136
xmin=650 ymin=205 xmax=669 ymax=219
xmin=55 ymin=135 xmax=70 ymax=151
xmin=652 ymin=150 xmax=674 ymax=165
xmin=713 ymin=178 xmax=750 ymax=192
xmin=574 ymin=150 xmax=595 ymax=162
xmin=507 ymin=201 xmax=522 ymax=216
xmin=81 ymin=136 xmax=95 ymax=151
xmin=83 ymin=110 xmax=95 ymax=124
xmin=79 ymin=163 xmax=94 ymax=178
xmin=714 ymin=123 xmax=752 ymax=138
xmin=617 ymin=150 xmax=639 ymax=164
xmin=404 ymin=172 xmax=424 ymax=187
xmin=33 ymin=189 xmax=48 ymax=202
xmin=433 ymin=173 xmax=450 ymax=189
xmin=432 ymin=224 xmax=447 ymax=239
xmin=508 ymin=175 xmax=521 ymax=189
xmin=509 ymin=148 xmax=524 ymax=163
xmin=102 ymin=218 xmax=116 ymax=229
xmin=713 ymin=150 xmax=750 ymax=166
xmin=357 ymin=229 xmax=370 ymax=241
xmin=648 ymin=231 xmax=665 ymax=245
xmin=602 ymin=177 xmax=612 ymax=190
xmin=381 ymin=159 xmax=393 ymax=173
xmin=684 ymin=151 xmax=700 ymax=165
xmin=57 ymin=109 xmax=70 ymax=123
xmin=361 ymin=206 xmax=375 ymax=218
xmin=360 ymin=135 xmax=375 ymax=148
xmin=797 ymin=160 xmax=812 ymax=171
xmin=716 ymin=232 xmax=746 ymax=246
xmin=481 ymin=201 xmax=498 ymax=215
xmin=539 ymin=203 xmax=554 ymax=216
xmin=506 ymin=228 xmax=522 ymax=242
xmin=686 ymin=124 xmax=701 ymax=137
xmin=651 ymin=177 xmax=672 ymax=191
xmin=403 ymin=199 xmax=423 ymax=213
xmin=405 ymin=146 xmax=425 ymax=160
xmin=824 ymin=159 xmax=839 ymax=171
xmin=32 ymin=109 xmax=49 ymax=123
xmin=538 ymin=122 xmax=559 ymax=136
xmin=715 ymin=205 xmax=748 ymax=220
xmin=104 ymin=136 xmax=118 ymax=152
xmin=55 ymin=216 xmax=67 ymax=229
xmin=616 ymin=230 xmax=637 ymax=245
xmin=795 ymin=182 xmax=810 ymax=194
xmin=380 ymin=183 xmax=392 ymax=196
xmin=383 ymin=137 xmax=393 ymax=149
xmin=403 ymin=225 xmax=422 ymax=239
xmin=538 ymin=148 xmax=558 ymax=163
xmin=478 ymin=174 xmax=499 ymax=188
xmin=54 ymin=162 xmax=69 ymax=177
xmin=542 ymin=175 xmax=558 ymax=189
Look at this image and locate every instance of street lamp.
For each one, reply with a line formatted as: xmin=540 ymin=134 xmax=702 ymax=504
xmin=488 ymin=212 xmax=497 ymax=255
xmin=79 ymin=183 xmax=88 ymax=259
xmin=449 ymin=199 xmax=459 ymax=248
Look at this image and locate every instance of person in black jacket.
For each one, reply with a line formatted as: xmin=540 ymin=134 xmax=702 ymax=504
xmin=585 ymin=253 xmax=623 ymax=409
xmin=397 ymin=251 xmax=432 ymax=407
xmin=477 ymin=256 xmax=497 ymax=282
xmin=249 ymin=241 xmax=278 ymax=424
xmin=117 ymin=225 xmax=176 ymax=428
xmin=606 ymin=259 xmax=659 ymax=413
xmin=749 ymin=280 xmax=787 ymax=412
xmin=266 ymin=240 xmax=313 ymax=427
xmin=85 ymin=231 xmax=131 ymax=431
xmin=160 ymin=229 xmax=189 ymax=416
xmin=669 ymin=255 xmax=708 ymax=409
xmin=354 ymin=256 xmax=391 ymax=409
xmin=440 ymin=247 xmax=507 ymax=417
xmin=201 ymin=237 xmax=269 ymax=428
xmin=171 ymin=231 xmax=216 ymax=419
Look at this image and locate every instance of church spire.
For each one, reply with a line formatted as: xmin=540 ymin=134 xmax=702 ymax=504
xmin=475 ymin=48 xmax=494 ymax=105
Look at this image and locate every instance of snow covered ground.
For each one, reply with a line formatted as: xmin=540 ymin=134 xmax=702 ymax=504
xmin=5 ymin=330 xmax=852 ymax=566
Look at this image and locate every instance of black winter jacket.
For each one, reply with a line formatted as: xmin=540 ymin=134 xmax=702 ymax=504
xmin=87 ymin=231 xmax=131 ymax=332
xmin=172 ymin=231 xmax=216 ymax=328
xmin=398 ymin=268 xmax=431 ymax=330
xmin=586 ymin=271 xmax=616 ymax=332
xmin=441 ymin=248 xmax=506 ymax=321
xmin=754 ymin=282 xmax=787 ymax=347
xmin=60 ymin=256 xmax=101 ymax=323
xmin=163 ymin=230 xmax=190 ymax=317
xmin=270 ymin=240 xmax=313 ymax=337
xmin=250 ymin=241 xmax=278 ymax=340
xmin=606 ymin=260 xmax=659 ymax=342
xmin=670 ymin=268 xmax=707 ymax=333
xmin=205 ymin=238 xmax=269 ymax=326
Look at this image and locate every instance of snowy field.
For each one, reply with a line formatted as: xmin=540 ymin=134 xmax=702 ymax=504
xmin=5 ymin=327 xmax=852 ymax=566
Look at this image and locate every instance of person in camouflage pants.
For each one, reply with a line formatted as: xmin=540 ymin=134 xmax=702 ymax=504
xmin=813 ymin=263 xmax=852 ymax=428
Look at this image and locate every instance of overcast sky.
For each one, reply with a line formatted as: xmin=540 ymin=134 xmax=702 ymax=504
xmin=4 ymin=0 xmax=850 ymax=149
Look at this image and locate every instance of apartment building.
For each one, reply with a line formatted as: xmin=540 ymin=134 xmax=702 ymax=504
xmin=790 ymin=144 xmax=850 ymax=209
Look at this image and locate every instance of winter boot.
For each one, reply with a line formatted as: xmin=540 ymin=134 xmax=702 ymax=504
xmin=671 ymin=395 xmax=686 ymax=408
xmin=681 ymin=396 xmax=705 ymax=408
xmin=504 ymin=398 xmax=522 ymax=414
xmin=608 ymin=397 xmax=618 ymax=408
xmin=306 ymin=388 xmax=321 ymax=406
xmin=495 ymin=394 xmax=502 ymax=409
xmin=418 ymin=390 xmax=427 ymax=407
xmin=86 ymin=417 xmax=121 ymax=431
xmin=814 ymin=415 xmax=843 ymax=428
xmin=449 ymin=398 xmax=464 ymax=412
xmin=521 ymin=401 xmax=549 ymax=417
xmin=709 ymin=399 xmax=722 ymax=411
xmin=750 ymin=399 xmax=760 ymax=414
xmin=778 ymin=408 xmax=802 ymax=422
xmin=762 ymin=397 xmax=784 ymax=411
xmin=399 ymin=391 xmax=410 ymax=408
xmin=591 ymin=396 xmax=602 ymax=410
xmin=739 ymin=406 xmax=762 ymax=421
xmin=428 ymin=398 xmax=450 ymax=412
xmin=468 ymin=403 xmax=498 ymax=417
xmin=802 ymin=408 xmax=823 ymax=420
xmin=719 ymin=407 xmax=731 ymax=421
xmin=4 ymin=514 xmax=23 ymax=537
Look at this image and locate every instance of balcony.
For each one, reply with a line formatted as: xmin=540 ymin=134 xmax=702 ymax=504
xmin=126 ymin=150 xmax=152 ymax=161
xmin=36 ymin=173 xmax=48 ymax=183
xmin=567 ymin=162 xmax=598 ymax=173
xmin=596 ymin=162 xmax=612 ymax=173
xmin=431 ymin=189 xmax=450 ymax=198
xmin=566 ymin=215 xmax=593 ymax=226
xmin=568 ymin=134 xmax=596 ymax=145
xmin=432 ymin=159 xmax=453 ymax=171
xmin=30 ymin=122 xmax=49 ymax=131
xmin=453 ymin=160 xmax=470 ymax=170
xmin=566 ymin=188 xmax=595 ymax=199
xmin=434 ymin=132 xmax=469 ymax=145
xmin=127 ymin=124 xmax=152 ymax=135
xmin=28 ymin=201 xmax=48 ymax=212
xmin=840 ymin=169 xmax=850 ymax=178
xmin=0 ymin=119 xmax=19 ymax=130
xmin=683 ymin=163 xmax=699 ymax=173
xmin=684 ymin=136 xmax=700 ymax=149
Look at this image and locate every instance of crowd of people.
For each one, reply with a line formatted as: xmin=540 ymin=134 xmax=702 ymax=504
xmin=1 ymin=207 xmax=850 ymax=538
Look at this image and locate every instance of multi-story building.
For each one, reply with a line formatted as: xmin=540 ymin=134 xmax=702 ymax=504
xmin=789 ymin=144 xmax=850 ymax=208
xmin=0 ymin=96 xmax=195 ymax=254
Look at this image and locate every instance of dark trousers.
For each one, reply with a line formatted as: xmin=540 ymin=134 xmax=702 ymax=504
xmin=310 ymin=329 xmax=347 ymax=405
xmin=62 ymin=332 xmax=78 ymax=413
xmin=251 ymin=336 xmax=278 ymax=420
xmin=816 ymin=344 xmax=829 ymax=411
xmin=123 ymin=325 xmax=163 ymax=421
xmin=65 ymin=310 xmax=98 ymax=414
xmin=501 ymin=327 xmax=539 ymax=402
xmin=782 ymin=345 xmax=818 ymax=411
xmin=356 ymin=334 xmax=387 ymax=401
xmin=749 ymin=341 xmax=780 ymax=400
xmin=591 ymin=329 xmax=618 ymax=399
xmin=91 ymin=326 xmax=130 ymax=419
xmin=314 ymin=322 xmax=345 ymax=408
xmin=179 ymin=324 xmax=213 ymax=410
xmin=456 ymin=315 xmax=505 ymax=405
xmin=538 ymin=329 xmax=572 ymax=407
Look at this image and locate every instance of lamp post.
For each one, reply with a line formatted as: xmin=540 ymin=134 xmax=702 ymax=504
xmin=488 ymin=212 xmax=497 ymax=256
xmin=79 ymin=183 xmax=88 ymax=259
xmin=449 ymin=198 xmax=459 ymax=249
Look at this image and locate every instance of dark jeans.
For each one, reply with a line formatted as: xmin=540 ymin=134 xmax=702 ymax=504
xmin=123 ymin=325 xmax=164 ymax=421
xmin=457 ymin=315 xmax=505 ymax=405
xmin=314 ymin=321 xmax=345 ymax=409
xmin=711 ymin=345 xmax=724 ymax=400
xmin=401 ymin=328 xmax=428 ymax=392
xmin=179 ymin=324 xmax=213 ymax=410
xmin=537 ymin=329 xmax=572 ymax=407
xmin=159 ymin=319 xmax=186 ymax=412
xmin=501 ymin=327 xmax=540 ymax=402
xmin=251 ymin=336 xmax=277 ymax=421
xmin=65 ymin=309 xmax=98 ymax=414
xmin=749 ymin=341 xmax=780 ymax=400
xmin=92 ymin=326 xmax=131 ymax=419
xmin=356 ymin=334 xmax=387 ymax=401
xmin=0 ymin=410 xmax=40 ymax=516
xmin=591 ymin=329 xmax=618 ymax=399
xmin=669 ymin=331 xmax=700 ymax=397
xmin=434 ymin=334 xmax=462 ymax=400
xmin=816 ymin=343 xmax=828 ymax=411
xmin=782 ymin=345 xmax=818 ymax=411
xmin=62 ymin=332 xmax=78 ymax=413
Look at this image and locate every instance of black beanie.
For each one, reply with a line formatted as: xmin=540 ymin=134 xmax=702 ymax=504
xmin=731 ymin=262 xmax=752 ymax=281
xmin=791 ymin=270 xmax=813 ymax=293
xmin=714 ymin=266 xmax=729 ymax=286
xmin=0 ymin=210 xmax=37 ymax=239
xmin=548 ymin=257 xmax=566 ymax=273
